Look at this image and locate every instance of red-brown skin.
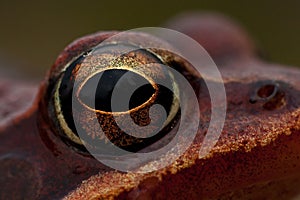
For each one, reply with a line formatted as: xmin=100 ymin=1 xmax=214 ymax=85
xmin=1 ymin=13 xmax=300 ymax=200
xmin=0 ymin=33 xmax=118 ymax=200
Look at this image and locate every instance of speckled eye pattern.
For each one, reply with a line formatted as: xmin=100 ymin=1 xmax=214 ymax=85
xmin=52 ymin=43 xmax=181 ymax=153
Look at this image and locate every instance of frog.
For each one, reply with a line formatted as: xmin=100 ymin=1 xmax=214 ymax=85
xmin=1 ymin=12 xmax=300 ymax=200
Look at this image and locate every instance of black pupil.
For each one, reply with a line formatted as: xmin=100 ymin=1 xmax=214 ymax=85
xmin=79 ymin=69 xmax=155 ymax=112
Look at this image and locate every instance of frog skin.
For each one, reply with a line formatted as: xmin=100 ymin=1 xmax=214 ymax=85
xmin=1 ymin=13 xmax=300 ymax=200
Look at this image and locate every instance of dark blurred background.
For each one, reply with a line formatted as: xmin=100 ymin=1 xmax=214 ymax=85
xmin=0 ymin=0 xmax=299 ymax=81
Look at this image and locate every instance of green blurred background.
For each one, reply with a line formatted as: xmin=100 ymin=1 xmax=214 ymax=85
xmin=0 ymin=0 xmax=299 ymax=80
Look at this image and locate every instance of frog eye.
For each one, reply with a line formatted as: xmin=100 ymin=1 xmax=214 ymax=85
xmin=249 ymin=81 xmax=286 ymax=110
xmin=50 ymin=43 xmax=183 ymax=153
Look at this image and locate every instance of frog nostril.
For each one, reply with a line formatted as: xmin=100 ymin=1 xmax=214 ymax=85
xmin=249 ymin=81 xmax=286 ymax=110
xmin=257 ymin=84 xmax=277 ymax=99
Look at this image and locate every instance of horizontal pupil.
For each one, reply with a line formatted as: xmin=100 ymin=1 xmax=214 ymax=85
xmin=79 ymin=69 xmax=156 ymax=112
